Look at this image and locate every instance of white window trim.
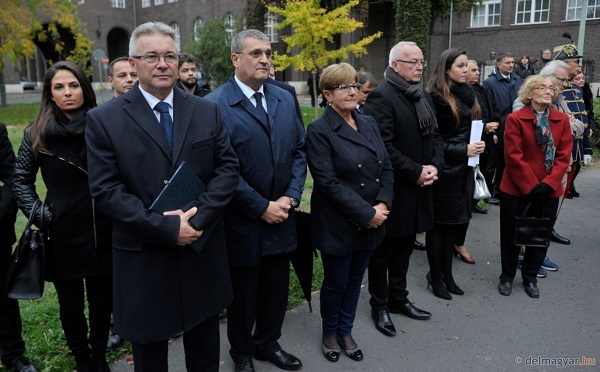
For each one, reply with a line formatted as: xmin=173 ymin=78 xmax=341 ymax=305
xmin=514 ymin=0 xmax=550 ymax=24
xmin=470 ymin=0 xmax=502 ymax=28
xmin=565 ymin=0 xmax=600 ymax=20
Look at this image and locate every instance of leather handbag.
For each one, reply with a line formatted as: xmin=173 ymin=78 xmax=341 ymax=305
xmin=513 ymin=202 xmax=553 ymax=248
xmin=6 ymin=200 xmax=46 ymax=300
xmin=473 ymin=166 xmax=491 ymax=200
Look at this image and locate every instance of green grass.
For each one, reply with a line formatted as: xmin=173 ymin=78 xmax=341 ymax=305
xmin=1 ymin=101 xmax=324 ymax=370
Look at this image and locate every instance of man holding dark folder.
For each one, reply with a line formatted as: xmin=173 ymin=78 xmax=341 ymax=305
xmin=85 ymin=22 xmax=239 ymax=371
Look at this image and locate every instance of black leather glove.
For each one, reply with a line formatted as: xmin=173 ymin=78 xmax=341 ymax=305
xmin=526 ymin=182 xmax=552 ymax=202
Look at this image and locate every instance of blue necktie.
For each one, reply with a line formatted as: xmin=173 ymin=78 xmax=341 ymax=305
xmin=253 ymin=92 xmax=268 ymax=125
xmin=154 ymin=102 xmax=173 ymax=152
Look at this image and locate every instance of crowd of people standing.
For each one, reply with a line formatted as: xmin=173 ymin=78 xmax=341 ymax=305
xmin=0 ymin=20 xmax=596 ymax=372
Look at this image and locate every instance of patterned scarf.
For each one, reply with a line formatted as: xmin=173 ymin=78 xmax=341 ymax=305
xmin=532 ymin=107 xmax=555 ymax=173
xmin=384 ymin=66 xmax=438 ymax=135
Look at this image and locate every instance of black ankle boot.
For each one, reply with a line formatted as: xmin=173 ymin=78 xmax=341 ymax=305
xmin=92 ymin=349 xmax=111 ymax=372
xmin=426 ymin=272 xmax=452 ymax=300
xmin=74 ymin=351 xmax=92 ymax=372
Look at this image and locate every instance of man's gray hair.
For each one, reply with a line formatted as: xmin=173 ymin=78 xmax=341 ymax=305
xmin=129 ymin=21 xmax=178 ymax=56
xmin=358 ymin=71 xmax=377 ymax=86
xmin=231 ymin=29 xmax=269 ymax=54
xmin=388 ymin=41 xmax=418 ymax=66
xmin=539 ymin=60 xmax=570 ymax=77
xmin=467 ymin=59 xmax=478 ymax=68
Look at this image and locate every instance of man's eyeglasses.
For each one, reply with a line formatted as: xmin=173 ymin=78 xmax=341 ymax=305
xmin=132 ymin=54 xmax=179 ymax=64
xmin=395 ymin=59 xmax=427 ymax=68
xmin=329 ymin=84 xmax=362 ymax=93
xmin=536 ymin=85 xmax=555 ymax=92
xmin=236 ymin=50 xmax=273 ymax=59
xmin=554 ymin=76 xmax=568 ymax=83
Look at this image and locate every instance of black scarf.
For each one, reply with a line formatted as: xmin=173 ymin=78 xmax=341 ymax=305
xmin=47 ymin=108 xmax=88 ymax=140
xmin=384 ymin=66 xmax=438 ymax=135
xmin=450 ymin=84 xmax=476 ymax=108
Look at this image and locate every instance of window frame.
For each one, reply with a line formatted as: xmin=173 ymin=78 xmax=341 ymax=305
xmin=110 ymin=0 xmax=125 ymax=8
xmin=566 ymin=0 xmax=600 ymax=20
xmin=470 ymin=0 xmax=502 ymax=28
xmin=514 ymin=0 xmax=550 ymax=24
xmin=264 ymin=12 xmax=279 ymax=43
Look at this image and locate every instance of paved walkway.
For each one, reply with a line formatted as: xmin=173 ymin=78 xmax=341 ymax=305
xmin=110 ymin=167 xmax=600 ymax=371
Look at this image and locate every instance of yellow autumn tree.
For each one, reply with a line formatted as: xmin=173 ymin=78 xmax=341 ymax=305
xmin=267 ymin=0 xmax=382 ymax=119
xmin=0 ymin=0 xmax=92 ymax=106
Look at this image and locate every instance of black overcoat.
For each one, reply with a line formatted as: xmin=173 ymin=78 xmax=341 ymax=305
xmin=86 ymin=84 xmax=240 ymax=343
xmin=12 ymin=118 xmax=112 ymax=283
xmin=306 ymin=107 xmax=393 ymax=256
xmin=364 ymin=81 xmax=444 ymax=237
xmin=430 ymin=88 xmax=475 ymax=224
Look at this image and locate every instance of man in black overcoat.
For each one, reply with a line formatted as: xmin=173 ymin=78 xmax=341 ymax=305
xmin=86 ymin=22 xmax=239 ymax=371
xmin=364 ymin=41 xmax=444 ymax=337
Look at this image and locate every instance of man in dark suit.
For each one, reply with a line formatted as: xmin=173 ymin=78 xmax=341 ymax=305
xmin=1 ymin=122 xmax=38 ymax=372
xmin=86 ymin=22 xmax=239 ymax=371
xmin=364 ymin=41 xmax=444 ymax=336
xmin=205 ymin=29 xmax=307 ymax=372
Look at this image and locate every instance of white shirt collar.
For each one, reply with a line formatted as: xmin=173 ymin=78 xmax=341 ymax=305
xmin=234 ymin=75 xmax=265 ymax=102
xmin=138 ymin=85 xmax=175 ymax=112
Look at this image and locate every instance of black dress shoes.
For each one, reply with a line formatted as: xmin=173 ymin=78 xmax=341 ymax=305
xmin=413 ymin=240 xmax=426 ymax=251
xmin=234 ymin=361 xmax=255 ymax=372
xmin=389 ymin=302 xmax=431 ymax=320
xmin=106 ymin=333 xmax=125 ymax=352
xmin=498 ymin=281 xmax=512 ymax=296
xmin=7 ymin=357 xmax=38 ymax=372
xmin=523 ymin=282 xmax=540 ymax=298
xmin=551 ymin=230 xmax=571 ymax=245
xmin=371 ymin=309 xmax=396 ymax=336
xmin=254 ymin=349 xmax=302 ymax=371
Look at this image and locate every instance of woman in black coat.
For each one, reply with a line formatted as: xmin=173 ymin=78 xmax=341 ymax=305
xmin=307 ymin=63 xmax=393 ymax=362
xmin=12 ymin=61 xmax=112 ymax=371
xmin=426 ymin=49 xmax=485 ymax=300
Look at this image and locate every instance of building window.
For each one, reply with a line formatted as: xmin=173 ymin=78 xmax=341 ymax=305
xmin=110 ymin=0 xmax=125 ymax=8
xmin=171 ymin=22 xmax=181 ymax=50
xmin=515 ymin=0 xmax=550 ymax=24
xmin=155 ymin=0 xmax=164 ymax=5
xmin=193 ymin=18 xmax=203 ymax=42
xmin=566 ymin=0 xmax=600 ymax=20
xmin=471 ymin=0 xmax=501 ymax=27
xmin=224 ymin=13 xmax=236 ymax=45
xmin=141 ymin=0 xmax=150 ymax=7
xmin=264 ymin=12 xmax=278 ymax=43
xmin=168 ymin=0 xmax=177 ymax=2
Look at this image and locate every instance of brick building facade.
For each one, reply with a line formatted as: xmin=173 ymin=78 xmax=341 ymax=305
xmin=4 ymin=0 xmax=598 ymax=93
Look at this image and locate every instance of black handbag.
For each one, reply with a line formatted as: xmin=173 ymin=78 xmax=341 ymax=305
xmin=6 ymin=200 xmax=46 ymax=299
xmin=513 ymin=202 xmax=553 ymax=248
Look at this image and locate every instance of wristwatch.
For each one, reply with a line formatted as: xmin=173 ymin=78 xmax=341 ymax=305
xmin=289 ymin=197 xmax=300 ymax=208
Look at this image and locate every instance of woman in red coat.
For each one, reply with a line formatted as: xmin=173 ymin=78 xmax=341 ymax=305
xmin=498 ymin=75 xmax=572 ymax=298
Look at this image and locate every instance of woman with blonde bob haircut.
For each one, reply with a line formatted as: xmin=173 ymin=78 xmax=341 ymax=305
xmin=497 ymin=74 xmax=572 ymax=299
xmin=307 ymin=62 xmax=393 ymax=363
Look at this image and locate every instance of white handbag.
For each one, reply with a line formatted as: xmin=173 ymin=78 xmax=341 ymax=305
xmin=473 ymin=166 xmax=491 ymax=200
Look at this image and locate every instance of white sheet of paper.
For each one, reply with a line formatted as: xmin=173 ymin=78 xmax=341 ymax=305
xmin=469 ymin=120 xmax=484 ymax=167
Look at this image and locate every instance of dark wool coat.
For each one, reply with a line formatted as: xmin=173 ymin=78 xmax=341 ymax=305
xmin=205 ymin=77 xmax=307 ymax=267
xmin=86 ymin=84 xmax=240 ymax=343
xmin=0 ymin=122 xmax=17 ymax=247
xmin=306 ymin=107 xmax=393 ymax=256
xmin=364 ymin=81 xmax=444 ymax=237
xmin=12 ymin=118 xmax=112 ymax=283
xmin=430 ymin=85 xmax=477 ymax=224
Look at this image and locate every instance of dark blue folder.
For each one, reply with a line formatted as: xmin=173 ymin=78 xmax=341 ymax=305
xmin=149 ymin=161 xmax=211 ymax=253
